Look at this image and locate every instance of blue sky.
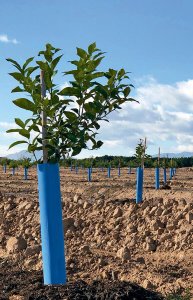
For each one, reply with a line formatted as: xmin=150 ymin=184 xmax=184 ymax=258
xmin=1 ymin=0 xmax=193 ymax=157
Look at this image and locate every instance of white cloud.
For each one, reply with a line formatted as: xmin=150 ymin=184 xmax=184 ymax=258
xmin=177 ymin=79 xmax=193 ymax=99
xmin=104 ymin=139 xmax=122 ymax=147
xmin=0 ymin=145 xmax=25 ymax=157
xmin=0 ymin=122 xmax=16 ymax=128
xmin=0 ymin=131 xmax=20 ymax=139
xmin=0 ymin=34 xmax=19 ymax=44
xmin=90 ymin=77 xmax=193 ymax=156
xmin=177 ymin=144 xmax=193 ymax=152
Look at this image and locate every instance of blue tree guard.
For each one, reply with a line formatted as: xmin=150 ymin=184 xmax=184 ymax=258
xmin=136 ymin=167 xmax=143 ymax=203
xmin=108 ymin=166 xmax=111 ymax=178
xmin=70 ymin=164 xmax=73 ymax=171
xmin=155 ymin=167 xmax=159 ymax=189
xmin=163 ymin=168 xmax=167 ymax=184
xmin=128 ymin=166 xmax=131 ymax=174
xmin=118 ymin=166 xmax=120 ymax=177
xmin=75 ymin=166 xmax=78 ymax=174
xmin=88 ymin=167 xmax=92 ymax=182
xmin=4 ymin=165 xmax=6 ymax=173
xmin=12 ymin=167 xmax=15 ymax=175
xmin=170 ymin=168 xmax=173 ymax=180
xmin=24 ymin=167 xmax=28 ymax=180
xmin=37 ymin=163 xmax=66 ymax=284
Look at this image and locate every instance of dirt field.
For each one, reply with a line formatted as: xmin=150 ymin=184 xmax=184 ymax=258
xmin=0 ymin=166 xmax=192 ymax=299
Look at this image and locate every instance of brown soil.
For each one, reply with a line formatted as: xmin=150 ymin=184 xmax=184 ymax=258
xmin=0 ymin=166 xmax=192 ymax=299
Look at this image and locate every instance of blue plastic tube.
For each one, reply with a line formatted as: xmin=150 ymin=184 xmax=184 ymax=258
xmin=24 ymin=167 xmax=28 ymax=180
xmin=108 ymin=166 xmax=111 ymax=178
xmin=136 ymin=167 xmax=143 ymax=204
xmin=88 ymin=167 xmax=92 ymax=182
xmin=37 ymin=163 xmax=66 ymax=284
xmin=75 ymin=166 xmax=78 ymax=174
xmin=12 ymin=167 xmax=15 ymax=175
xmin=155 ymin=167 xmax=159 ymax=189
xmin=170 ymin=168 xmax=173 ymax=180
xmin=163 ymin=168 xmax=167 ymax=184
xmin=118 ymin=166 xmax=120 ymax=177
xmin=4 ymin=165 xmax=6 ymax=173
xmin=128 ymin=166 xmax=131 ymax=174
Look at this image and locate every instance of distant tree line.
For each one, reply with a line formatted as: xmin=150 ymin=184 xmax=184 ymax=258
xmin=60 ymin=155 xmax=193 ymax=168
xmin=0 ymin=155 xmax=193 ymax=169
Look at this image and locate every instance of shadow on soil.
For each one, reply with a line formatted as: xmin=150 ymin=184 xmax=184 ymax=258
xmin=1 ymin=267 xmax=164 ymax=300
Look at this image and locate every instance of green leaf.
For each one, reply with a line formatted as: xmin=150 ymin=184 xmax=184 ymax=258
xmin=28 ymin=123 xmax=40 ymax=132
xmin=6 ymin=58 xmax=22 ymax=71
xmin=8 ymin=140 xmax=28 ymax=149
xmin=93 ymin=122 xmax=100 ymax=130
xmin=26 ymin=66 xmax=39 ymax=76
xmin=13 ymin=98 xmax=36 ymax=112
xmin=127 ymin=97 xmax=138 ymax=103
xmin=15 ymin=118 xmax=25 ymax=128
xmin=96 ymin=140 xmax=103 ymax=148
xmin=28 ymin=143 xmax=41 ymax=152
xmin=108 ymin=69 xmax=117 ymax=76
xmin=51 ymin=55 xmax=63 ymax=70
xmin=64 ymin=70 xmax=77 ymax=75
xmin=88 ymin=42 xmax=96 ymax=54
xmin=59 ymin=87 xmax=81 ymax=97
xmin=118 ymin=68 xmax=125 ymax=78
xmin=71 ymin=108 xmax=79 ymax=114
xmin=64 ymin=111 xmax=77 ymax=121
xmin=92 ymin=141 xmax=103 ymax=149
xmin=6 ymin=129 xmax=20 ymax=133
xmin=19 ymin=129 xmax=30 ymax=139
xmin=67 ymin=133 xmax=77 ymax=142
xmin=36 ymin=60 xmax=47 ymax=70
xmin=9 ymin=72 xmax=23 ymax=81
xmin=11 ymin=86 xmax=24 ymax=93
xmin=76 ymin=47 xmax=87 ymax=59
xmin=72 ymin=147 xmax=82 ymax=156
xmin=93 ymin=57 xmax=104 ymax=68
xmin=69 ymin=60 xmax=79 ymax=67
xmin=23 ymin=57 xmax=34 ymax=69
xmin=88 ymin=72 xmax=104 ymax=80
xmin=123 ymin=87 xmax=130 ymax=97
xmin=93 ymin=51 xmax=106 ymax=60
xmin=95 ymin=85 xmax=108 ymax=97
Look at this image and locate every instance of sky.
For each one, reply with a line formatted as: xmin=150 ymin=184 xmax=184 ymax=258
xmin=1 ymin=0 xmax=193 ymax=158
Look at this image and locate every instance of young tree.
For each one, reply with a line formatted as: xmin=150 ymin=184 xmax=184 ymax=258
xmin=19 ymin=157 xmax=31 ymax=168
xmin=7 ymin=42 xmax=137 ymax=161
xmin=0 ymin=158 xmax=10 ymax=166
xmin=6 ymin=42 xmax=138 ymax=284
xmin=8 ymin=160 xmax=18 ymax=169
xmin=134 ymin=138 xmax=150 ymax=167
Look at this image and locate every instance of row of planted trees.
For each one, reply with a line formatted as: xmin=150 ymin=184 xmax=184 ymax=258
xmin=0 ymin=138 xmax=178 ymax=183
xmin=0 ymin=151 xmax=177 ymax=180
xmin=0 ymin=157 xmax=31 ymax=178
xmin=60 ymin=155 xmax=179 ymax=169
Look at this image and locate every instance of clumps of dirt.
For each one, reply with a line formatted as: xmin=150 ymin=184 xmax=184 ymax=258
xmin=0 ymin=191 xmax=193 ymax=296
xmin=0 ymin=168 xmax=193 ymax=297
xmin=0 ymin=258 xmax=163 ymax=300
